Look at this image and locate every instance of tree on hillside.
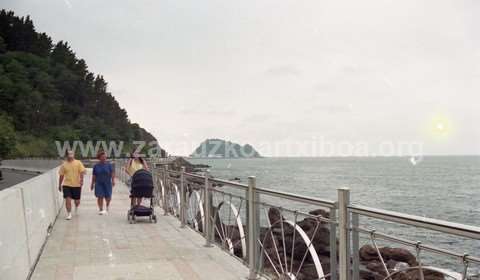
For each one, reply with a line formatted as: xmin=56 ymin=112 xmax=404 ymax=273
xmin=0 ymin=114 xmax=15 ymax=158
xmin=0 ymin=9 xmax=163 ymax=158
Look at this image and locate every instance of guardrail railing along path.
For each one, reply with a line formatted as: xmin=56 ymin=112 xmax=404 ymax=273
xmin=115 ymin=159 xmax=480 ymax=280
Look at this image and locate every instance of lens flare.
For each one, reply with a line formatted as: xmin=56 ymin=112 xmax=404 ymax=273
xmin=429 ymin=114 xmax=453 ymax=139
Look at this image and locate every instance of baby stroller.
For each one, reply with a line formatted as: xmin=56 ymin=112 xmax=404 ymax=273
xmin=127 ymin=169 xmax=157 ymax=223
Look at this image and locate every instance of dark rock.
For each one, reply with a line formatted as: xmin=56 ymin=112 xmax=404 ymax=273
xmin=359 ymin=245 xmax=380 ymax=262
xmin=366 ymin=261 xmax=388 ymax=276
xmin=406 ymin=268 xmax=445 ymax=280
xmin=360 ymin=269 xmax=377 ymax=280
xmin=380 ymin=247 xmax=417 ymax=266
xmin=358 ymin=245 xmax=445 ymax=280
xmin=297 ymin=218 xmax=318 ymax=232
xmin=309 ymin=209 xmax=330 ymax=219
xmin=268 ymin=207 xmax=285 ymax=225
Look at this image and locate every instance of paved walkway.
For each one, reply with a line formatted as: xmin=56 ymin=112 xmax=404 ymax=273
xmin=31 ymin=170 xmax=251 ymax=280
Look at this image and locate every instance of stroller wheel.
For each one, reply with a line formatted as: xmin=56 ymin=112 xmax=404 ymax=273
xmin=130 ymin=215 xmax=136 ymax=224
xmin=149 ymin=215 xmax=153 ymax=223
xmin=152 ymin=214 xmax=157 ymax=223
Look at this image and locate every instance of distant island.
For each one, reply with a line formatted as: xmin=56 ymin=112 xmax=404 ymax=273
xmin=190 ymin=139 xmax=261 ymax=158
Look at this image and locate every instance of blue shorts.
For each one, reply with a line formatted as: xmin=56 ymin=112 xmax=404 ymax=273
xmin=95 ymin=184 xmax=112 ymax=198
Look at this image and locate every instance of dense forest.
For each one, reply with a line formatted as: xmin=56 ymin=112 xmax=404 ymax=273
xmin=0 ymin=10 xmax=163 ymax=158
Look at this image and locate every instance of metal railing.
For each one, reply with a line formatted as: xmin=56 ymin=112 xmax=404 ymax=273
xmin=348 ymin=201 xmax=480 ymax=280
xmin=115 ymin=160 xmax=480 ymax=280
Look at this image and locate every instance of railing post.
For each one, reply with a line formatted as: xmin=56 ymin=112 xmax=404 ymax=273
xmin=115 ymin=160 xmax=125 ymax=183
xmin=121 ymin=162 xmax=124 ymax=183
xmin=248 ymin=176 xmax=259 ymax=280
xmin=121 ymin=161 xmax=124 ymax=183
xmin=122 ymin=159 xmax=126 ymax=183
xmin=163 ymin=165 xmax=169 ymax=216
xmin=338 ymin=188 xmax=351 ymax=280
xmin=329 ymin=207 xmax=338 ymax=280
xmin=180 ymin=166 xmax=186 ymax=228
xmin=204 ymin=170 xmax=213 ymax=247
xmin=121 ymin=160 xmax=126 ymax=184
xmin=352 ymin=212 xmax=360 ymax=280
xmin=119 ymin=160 xmax=123 ymax=183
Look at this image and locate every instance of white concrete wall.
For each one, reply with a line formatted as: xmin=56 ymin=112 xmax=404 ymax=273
xmin=0 ymin=188 xmax=30 ymax=280
xmin=0 ymin=166 xmax=62 ymax=280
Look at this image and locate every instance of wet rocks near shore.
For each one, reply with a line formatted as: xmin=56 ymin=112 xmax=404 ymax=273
xmin=260 ymin=208 xmax=334 ymax=280
xmin=203 ymin=207 xmax=334 ymax=280
xmin=202 ymin=206 xmax=445 ymax=280
xmin=359 ymin=245 xmax=444 ymax=280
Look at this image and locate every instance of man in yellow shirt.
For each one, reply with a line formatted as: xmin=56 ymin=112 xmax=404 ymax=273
xmin=58 ymin=150 xmax=86 ymax=220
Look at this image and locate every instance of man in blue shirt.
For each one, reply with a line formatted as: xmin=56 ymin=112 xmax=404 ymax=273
xmin=91 ymin=151 xmax=115 ymax=215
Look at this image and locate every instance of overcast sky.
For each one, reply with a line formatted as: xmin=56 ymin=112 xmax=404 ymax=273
xmin=4 ymin=0 xmax=480 ymax=156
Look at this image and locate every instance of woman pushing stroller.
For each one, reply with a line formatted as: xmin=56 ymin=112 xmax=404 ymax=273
xmin=126 ymin=151 xmax=149 ymax=176
xmin=125 ymin=151 xmax=157 ymax=223
xmin=125 ymin=151 xmax=149 ymax=205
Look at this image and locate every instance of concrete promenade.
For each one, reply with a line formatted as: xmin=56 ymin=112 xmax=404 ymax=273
xmin=31 ymin=170 xmax=251 ymax=280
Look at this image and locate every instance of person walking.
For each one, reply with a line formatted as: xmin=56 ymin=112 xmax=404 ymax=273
xmin=125 ymin=151 xmax=149 ymax=177
xmin=91 ymin=151 xmax=115 ymax=215
xmin=58 ymin=150 xmax=86 ymax=220
xmin=125 ymin=151 xmax=149 ymax=205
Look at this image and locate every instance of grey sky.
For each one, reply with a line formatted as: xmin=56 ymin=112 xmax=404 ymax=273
xmin=4 ymin=0 xmax=480 ymax=156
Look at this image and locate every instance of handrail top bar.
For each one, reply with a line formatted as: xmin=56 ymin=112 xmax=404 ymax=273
xmin=209 ymin=177 xmax=248 ymax=190
xmin=349 ymin=204 xmax=480 ymax=239
xmin=256 ymin=187 xmax=336 ymax=209
xmin=182 ymin=171 xmax=248 ymax=189
xmin=183 ymin=172 xmax=204 ymax=179
xmin=181 ymin=170 xmax=335 ymax=208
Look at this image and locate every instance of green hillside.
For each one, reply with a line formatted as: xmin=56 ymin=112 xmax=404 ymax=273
xmin=0 ymin=10 xmax=161 ymax=158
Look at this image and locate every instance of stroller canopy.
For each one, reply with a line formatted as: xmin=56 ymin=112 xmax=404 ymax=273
xmin=131 ymin=169 xmax=154 ymax=198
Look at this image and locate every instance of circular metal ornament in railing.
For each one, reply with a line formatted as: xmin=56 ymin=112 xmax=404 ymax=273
xmin=156 ymin=177 xmax=165 ymax=208
xmin=212 ymin=199 xmax=247 ymax=258
xmin=187 ymin=190 xmax=204 ymax=232
xmin=259 ymin=218 xmax=326 ymax=280
xmin=165 ymin=182 xmax=181 ymax=216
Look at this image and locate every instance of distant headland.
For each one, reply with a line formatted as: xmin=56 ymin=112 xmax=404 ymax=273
xmin=190 ymin=139 xmax=261 ymax=158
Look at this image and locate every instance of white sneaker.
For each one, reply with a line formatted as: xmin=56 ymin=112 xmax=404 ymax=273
xmin=66 ymin=213 xmax=72 ymax=220
xmin=98 ymin=210 xmax=104 ymax=215
xmin=102 ymin=210 xmax=108 ymax=215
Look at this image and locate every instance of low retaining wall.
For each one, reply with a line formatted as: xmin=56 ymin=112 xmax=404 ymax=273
xmin=0 ymin=166 xmax=62 ymax=280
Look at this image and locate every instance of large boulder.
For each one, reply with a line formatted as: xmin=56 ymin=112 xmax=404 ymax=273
xmin=359 ymin=245 xmax=444 ymax=280
xmin=309 ymin=209 xmax=330 ymax=219
xmin=268 ymin=207 xmax=285 ymax=225
xmin=359 ymin=245 xmax=417 ymax=266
